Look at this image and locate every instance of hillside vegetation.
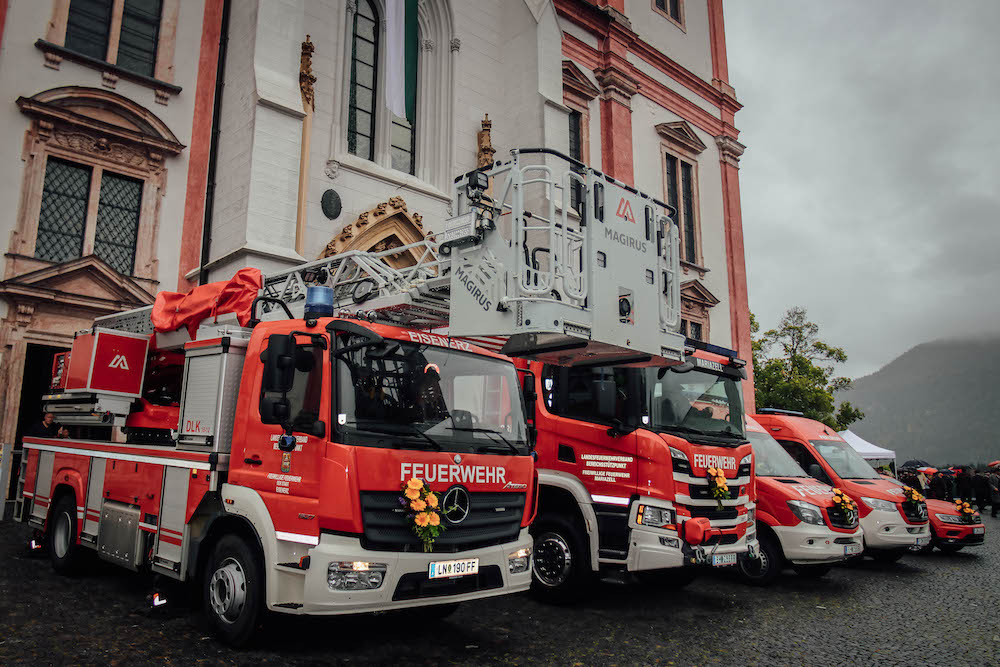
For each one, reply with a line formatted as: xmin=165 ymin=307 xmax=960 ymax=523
xmin=840 ymin=337 xmax=1000 ymax=466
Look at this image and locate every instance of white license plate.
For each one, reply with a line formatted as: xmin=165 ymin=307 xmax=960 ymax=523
xmin=845 ymin=543 xmax=863 ymax=555
xmin=914 ymin=537 xmax=929 ymax=546
xmin=428 ymin=557 xmax=480 ymax=579
xmin=973 ymin=527 xmax=985 ymax=535
xmin=711 ymin=553 xmax=738 ymax=567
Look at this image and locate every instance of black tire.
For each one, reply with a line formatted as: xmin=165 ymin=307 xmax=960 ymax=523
xmin=203 ymin=534 xmax=264 ymax=647
xmin=937 ymin=544 xmax=964 ymax=554
xmin=737 ymin=529 xmax=783 ymax=586
xmin=792 ymin=563 xmax=832 ymax=579
xmin=530 ymin=515 xmax=593 ymax=604
xmin=870 ymin=548 xmax=905 ymax=563
xmin=48 ymin=494 xmax=85 ymax=575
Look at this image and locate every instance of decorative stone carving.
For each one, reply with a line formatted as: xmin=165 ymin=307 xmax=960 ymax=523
xmin=320 ymin=197 xmax=427 ymax=264
xmin=43 ymin=52 xmax=62 ymax=70
xmin=346 ymin=0 xmax=357 ymax=14
xmin=421 ymin=39 xmax=434 ymax=52
xmin=716 ymin=136 xmax=746 ymax=168
xmin=154 ymin=89 xmax=169 ymax=106
xmin=450 ymin=37 xmax=461 ymax=52
xmin=324 ymin=159 xmax=340 ymax=180
xmin=374 ymin=202 xmax=388 ymax=217
xmin=300 ymin=35 xmax=317 ymax=109
xmin=101 ymin=71 xmax=119 ymax=89
xmin=388 ymin=196 xmax=406 ymax=211
xmin=355 ymin=211 xmax=370 ymax=227
xmin=15 ymin=303 xmax=35 ymax=329
xmin=412 ymin=212 xmax=423 ymax=229
xmin=339 ymin=225 xmax=354 ymax=242
xmin=52 ymin=131 xmax=147 ymax=168
xmin=477 ymin=114 xmax=496 ymax=169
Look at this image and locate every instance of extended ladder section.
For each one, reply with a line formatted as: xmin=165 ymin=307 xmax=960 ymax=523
xmin=262 ymin=149 xmax=685 ymax=366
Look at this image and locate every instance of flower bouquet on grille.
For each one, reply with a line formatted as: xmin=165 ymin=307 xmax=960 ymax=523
xmin=830 ymin=488 xmax=858 ymax=514
xmin=400 ymin=478 xmax=444 ymax=552
xmin=954 ymin=500 xmax=978 ymax=524
xmin=901 ymin=485 xmax=925 ymax=506
xmin=706 ymin=467 xmax=731 ymax=510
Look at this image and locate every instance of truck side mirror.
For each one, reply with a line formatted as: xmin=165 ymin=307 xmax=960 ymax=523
xmin=262 ymin=334 xmax=295 ymax=393
xmin=259 ymin=395 xmax=291 ymax=425
xmin=606 ymin=418 xmax=637 ymax=439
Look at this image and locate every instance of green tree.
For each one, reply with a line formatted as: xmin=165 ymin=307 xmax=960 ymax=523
xmin=752 ymin=307 xmax=864 ymax=430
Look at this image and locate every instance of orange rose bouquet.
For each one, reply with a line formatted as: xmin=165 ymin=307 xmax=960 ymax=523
xmin=400 ymin=477 xmax=444 ymax=552
xmin=953 ymin=500 xmax=977 ymax=524
xmin=830 ymin=488 xmax=858 ymax=516
xmin=901 ymin=485 xmax=925 ymax=506
xmin=706 ymin=466 xmax=731 ymax=510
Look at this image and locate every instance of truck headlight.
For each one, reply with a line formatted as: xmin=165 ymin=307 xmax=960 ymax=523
xmin=637 ymin=504 xmax=675 ymax=528
xmin=328 ymin=561 xmax=387 ymax=590
xmin=740 ymin=453 xmax=752 ymax=466
xmin=935 ymin=513 xmax=963 ymax=524
xmin=787 ymin=500 xmax=825 ymax=526
xmin=508 ymin=547 xmax=531 ymax=574
xmin=746 ymin=507 xmax=755 ymax=524
xmin=861 ymin=497 xmax=896 ymax=512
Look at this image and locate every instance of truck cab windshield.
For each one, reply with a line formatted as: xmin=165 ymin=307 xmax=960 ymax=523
xmin=747 ymin=430 xmax=807 ymax=477
xmin=809 ymin=440 xmax=881 ymax=480
xmin=336 ymin=336 xmax=529 ymax=455
xmin=644 ymin=365 xmax=745 ymax=441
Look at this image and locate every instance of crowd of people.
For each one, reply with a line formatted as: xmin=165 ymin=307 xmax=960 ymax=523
xmin=899 ymin=466 xmax=1000 ymax=518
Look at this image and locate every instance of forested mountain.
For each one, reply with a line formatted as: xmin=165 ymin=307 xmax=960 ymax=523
xmin=839 ymin=337 xmax=1000 ymax=466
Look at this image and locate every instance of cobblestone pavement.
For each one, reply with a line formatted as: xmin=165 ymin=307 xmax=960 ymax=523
xmin=1 ymin=516 xmax=998 ymax=666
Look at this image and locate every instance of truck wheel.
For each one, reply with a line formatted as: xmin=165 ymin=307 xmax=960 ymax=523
xmin=871 ymin=548 xmax=905 ymax=563
xmin=792 ymin=563 xmax=832 ymax=579
xmin=204 ymin=535 xmax=263 ymax=647
xmin=531 ymin=516 xmax=592 ymax=603
xmin=737 ymin=530 xmax=782 ymax=586
xmin=48 ymin=494 xmax=85 ymax=576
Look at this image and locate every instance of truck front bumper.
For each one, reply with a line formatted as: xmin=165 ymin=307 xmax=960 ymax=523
xmin=279 ymin=529 xmax=533 ymax=615
xmin=932 ymin=523 xmax=985 ymax=547
xmin=625 ymin=503 xmax=756 ymax=572
xmin=861 ymin=510 xmax=929 ymax=550
xmin=772 ymin=523 xmax=864 ymax=565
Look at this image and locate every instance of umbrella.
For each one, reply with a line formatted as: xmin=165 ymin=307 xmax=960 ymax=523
xmin=918 ymin=467 xmax=937 ymax=474
xmin=902 ymin=459 xmax=930 ymax=469
xmin=989 ymin=460 xmax=1000 ymax=468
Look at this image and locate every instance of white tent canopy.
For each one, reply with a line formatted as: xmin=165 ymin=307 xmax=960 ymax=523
xmin=838 ymin=429 xmax=896 ymax=461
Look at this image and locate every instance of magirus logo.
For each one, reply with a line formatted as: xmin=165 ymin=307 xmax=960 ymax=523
xmin=616 ymin=198 xmax=635 ymax=223
xmin=109 ymin=354 xmax=130 ymax=370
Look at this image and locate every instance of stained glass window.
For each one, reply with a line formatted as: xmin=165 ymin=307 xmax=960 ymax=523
xmin=118 ymin=0 xmax=162 ymax=77
xmin=36 ymin=158 xmax=91 ymax=264
xmin=348 ymin=0 xmax=378 ymax=161
xmin=65 ymin=0 xmax=114 ymax=61
xmin=95 ymin=172 xmax=143 ymax=275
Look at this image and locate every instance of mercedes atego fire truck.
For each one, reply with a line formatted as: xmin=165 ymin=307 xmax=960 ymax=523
xmin=737 ymin=415 xmax=862 ymax=585
xmin=523 ymin=341 xmax=758 ymax=600
xmin=753 ymin=410 xmax=930 ymax=561
xmin=14 ymin=148 xmax=689 ymax=644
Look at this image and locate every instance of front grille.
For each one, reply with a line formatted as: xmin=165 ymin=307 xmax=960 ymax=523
xmin=702 ymin=533 xmax=739 ymax=546
xmin=826 ymin=507 xmax=858 ymax=529
xmin=360 ymin=491 xmax=525 ymax=552
xmin=392 ymin=565 xmax=504 ymax=601
xmin=901 ymin=501 xmax=927 ymax=523
xmin=687 ymin=484 xmax=742 ymax=501
xmin=687 ymin=506 xmax=739 ymax=520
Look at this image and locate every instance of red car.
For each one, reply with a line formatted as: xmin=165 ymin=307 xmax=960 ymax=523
xmin=923 ymin=499 xmax=985 ymax=553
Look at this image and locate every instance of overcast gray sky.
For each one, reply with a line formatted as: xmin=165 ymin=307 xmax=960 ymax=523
xmin=724 ymin=1 xmax=1000 ymax=379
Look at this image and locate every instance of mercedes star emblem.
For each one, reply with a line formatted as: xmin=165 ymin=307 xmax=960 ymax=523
xmin=442 ymin=486 xmax=471 ymax=525
xmin=454 ymin=454 xmax=462 ymax=464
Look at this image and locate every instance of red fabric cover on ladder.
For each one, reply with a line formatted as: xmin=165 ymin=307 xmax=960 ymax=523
xmin=151 ymin=268 xmax=263 ymax=338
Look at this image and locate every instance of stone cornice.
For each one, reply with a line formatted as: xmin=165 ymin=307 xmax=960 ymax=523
xmin=715 ymin=135 xmax=746 ymax=167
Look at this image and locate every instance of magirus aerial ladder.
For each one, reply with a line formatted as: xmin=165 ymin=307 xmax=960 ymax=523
xmin=260 ymin=148 xmax=685 ymax=367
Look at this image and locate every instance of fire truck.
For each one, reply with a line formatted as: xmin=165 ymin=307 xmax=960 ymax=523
xmin=523 ymin=341 xmax=758 ymax=600
xmin=753 ymin=410 xmax=930 ymax=562
xmin=13 ymin=148 xmax=690 ymax=643
xmin=736 ymin=415 xmax=862 ymax=585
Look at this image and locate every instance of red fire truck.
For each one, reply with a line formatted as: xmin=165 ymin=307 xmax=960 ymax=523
xmin=753 ymin=410 xmax=930 ymax=562
xmin=16 ymin=273 xmax=538 ymax=645
xmin=523 ymin=341 xmax=758 ymax=600
xmin=736 ymin=415 xmax=862 ymax=585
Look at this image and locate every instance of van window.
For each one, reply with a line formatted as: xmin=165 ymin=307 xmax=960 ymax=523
xmin=542 ymin=365 xmax=631 ymax=425
xmin=259 ymin=343 xmax=325 ymax=436
xmin=778 ymin=440 xmax=831 ymax=485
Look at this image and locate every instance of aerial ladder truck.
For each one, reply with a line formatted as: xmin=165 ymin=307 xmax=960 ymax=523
xmin=13 ymin=148 xmax=693 ymax=643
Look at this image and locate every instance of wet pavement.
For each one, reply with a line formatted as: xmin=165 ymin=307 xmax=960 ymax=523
xmin=1 ymin=515 xmax=998 ymax=666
